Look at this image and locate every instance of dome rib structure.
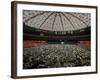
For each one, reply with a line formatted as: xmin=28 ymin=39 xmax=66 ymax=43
xmin=23 ymin=10 xmax=91 ymax=31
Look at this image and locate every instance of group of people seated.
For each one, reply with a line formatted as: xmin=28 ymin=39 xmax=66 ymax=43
xmin=23 ymin=44 xmax=90 ymax=69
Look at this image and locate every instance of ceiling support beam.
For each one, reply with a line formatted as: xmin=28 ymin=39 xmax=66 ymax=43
xmin=59 ymin=13 xmax=64 ymax=31
xmin=39 ymin=12 xmax=54 ymax=28
xmin=24 ymin=12 xmax=45 ymax=23
xmin=62 ymin=13 xmax=75 ymax=30
xmin=52 ymin=14 xmax=57 ymax=30
xmin=67 ymin=13 xmax=88 ymax=26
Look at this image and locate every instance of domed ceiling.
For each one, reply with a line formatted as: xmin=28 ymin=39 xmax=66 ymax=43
xmin=23 ymin=10 xmax=91 ymax=31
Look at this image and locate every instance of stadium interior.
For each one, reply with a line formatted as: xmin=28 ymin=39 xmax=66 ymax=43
xmin=23 ymin=10 xmax=91 ymax=69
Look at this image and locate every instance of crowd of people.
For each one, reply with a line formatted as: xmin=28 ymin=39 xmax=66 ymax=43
xmin=23 ymin=44 xmax=90 ymax=69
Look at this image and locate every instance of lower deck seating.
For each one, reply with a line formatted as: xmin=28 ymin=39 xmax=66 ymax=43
xmin=23 ymin=44 xmax=90 ymax=69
